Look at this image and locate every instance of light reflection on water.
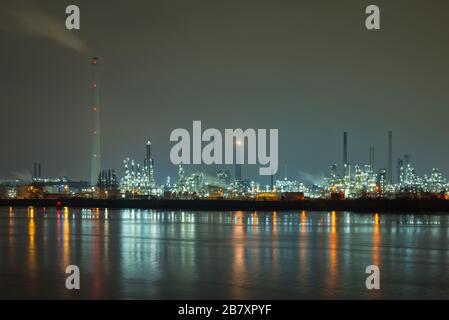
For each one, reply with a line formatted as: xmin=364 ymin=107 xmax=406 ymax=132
xmin=0 ymin=207 xmax=449 ymax=299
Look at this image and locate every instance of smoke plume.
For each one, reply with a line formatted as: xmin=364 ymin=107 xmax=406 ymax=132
xmin=1 ymin=1 xmax=88 ymax=54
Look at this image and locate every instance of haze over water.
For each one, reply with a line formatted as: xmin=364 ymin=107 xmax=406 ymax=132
xmin=0 ymin=207 xmax=448 ymax=299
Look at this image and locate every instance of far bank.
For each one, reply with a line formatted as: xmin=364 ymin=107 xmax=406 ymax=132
xmin=1 ymin=198 xmax=449 ymax=213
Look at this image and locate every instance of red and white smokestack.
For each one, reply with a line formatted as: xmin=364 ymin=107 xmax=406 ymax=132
xmin=90 ymin=57 xmax=101 ymax=186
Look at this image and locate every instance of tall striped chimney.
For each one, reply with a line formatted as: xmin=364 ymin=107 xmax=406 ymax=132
xmin=90 ymin=57 xmax=101 ymax=186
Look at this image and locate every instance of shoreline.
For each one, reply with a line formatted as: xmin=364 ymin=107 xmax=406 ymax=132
xmin=1 ymin=198 xmax=449 ymax=212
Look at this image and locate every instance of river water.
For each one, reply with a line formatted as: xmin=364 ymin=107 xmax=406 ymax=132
xmin=0 ymin=207 xmax=448 ymax=299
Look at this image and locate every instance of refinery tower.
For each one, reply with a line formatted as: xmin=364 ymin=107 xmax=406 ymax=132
xmin=90 ymin=57 xmax=101 ymax=186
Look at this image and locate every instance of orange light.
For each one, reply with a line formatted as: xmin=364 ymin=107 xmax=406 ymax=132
xmin=331 ymin=211 xmax=336 ymax=234
xmin=374 ymin=213 xmax=380 ymax=225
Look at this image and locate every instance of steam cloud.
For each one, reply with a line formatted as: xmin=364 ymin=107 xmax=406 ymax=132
xmin=10 ymin=171 xmax=32 ymax=182
xmin=1 ymin=1 xmax=88 ymax=54
xmin=296 ymin=170 xmax=325 ymax=185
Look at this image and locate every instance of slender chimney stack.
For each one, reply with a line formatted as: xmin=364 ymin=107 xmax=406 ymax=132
xmin=145 ymin=140 xmax=153 ymax=182
xmin=236 ymin=164 xmax=242 ymax=181
xmin=397 ymin=158 xmax=403 ymax=183
xmin=343 ymin=132 xmax=348 ymax=176
xmin=388 ymin=131 xmax=392 ymax=184
xmin=369 ymin=147 xmax=375 ymax=170
xmin=90 ymin=57 xmax=101 ymax=186
xmin=146 ymin=140 xmax=152 ymax=161
xmin=343 ymin=132 xmax=348 ymax=166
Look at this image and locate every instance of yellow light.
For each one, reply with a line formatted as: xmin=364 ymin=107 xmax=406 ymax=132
xmin=374 ymin=213 xmax=380 ymax=225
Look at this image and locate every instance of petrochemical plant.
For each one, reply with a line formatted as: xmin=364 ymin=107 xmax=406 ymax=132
xmin=1 ymin=57 xmax=448 ymax=201
xmin=2 ymin=129 xmax=448 ymax=201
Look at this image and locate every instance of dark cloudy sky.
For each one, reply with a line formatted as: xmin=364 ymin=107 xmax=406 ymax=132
xmin=1 ymin=0 xmax=449 ymax=183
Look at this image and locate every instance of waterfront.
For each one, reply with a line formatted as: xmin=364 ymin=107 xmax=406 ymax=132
xmin=1 ymin=207 xmax=449 ymax=299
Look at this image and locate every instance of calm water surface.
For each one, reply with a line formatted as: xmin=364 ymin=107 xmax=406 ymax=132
xmin=1 ymin=207 xmax=449 ymax=299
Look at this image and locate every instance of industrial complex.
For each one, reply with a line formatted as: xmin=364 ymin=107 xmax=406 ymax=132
xmin=1 ymin=57 xmax=448 ymax=202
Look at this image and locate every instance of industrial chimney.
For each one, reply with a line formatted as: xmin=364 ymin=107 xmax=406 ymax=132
xmin=90 ymin=57 xmax=101 ymax=186
xmin=145 ymin=140 xmax=153 ymax=183
xmin=343 ymin=132 xmax=348 ymax=176
xmin=343 ymin=132 xmax=348 ymax=165
xmin=388 ymin=131 xmax=392 ymax=184
xmin=369 ymin=147 xmax=375 ymax=170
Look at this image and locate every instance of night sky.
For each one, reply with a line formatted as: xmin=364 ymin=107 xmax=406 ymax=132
xmin=1 ymin=0 xmax=449 ymax=184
